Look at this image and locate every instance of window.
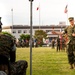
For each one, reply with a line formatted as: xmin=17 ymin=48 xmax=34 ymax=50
xmin=23 ymin=30 xmax=27 ymax=33
xmin=13 ymin=31 xmax=16 ymax=33
xmin=46 ymin=30 xmax=48 ymax=32
xmin=18 ymin=30 xmax=21 ymax=33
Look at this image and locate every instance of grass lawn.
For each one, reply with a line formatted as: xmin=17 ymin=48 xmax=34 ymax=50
xmin=16 ymin=47 xmax=75 ymax=75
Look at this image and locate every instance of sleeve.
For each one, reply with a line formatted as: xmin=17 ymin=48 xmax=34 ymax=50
xmin=63 ymin=27 xmax=68 ymax=34
xmin=10 ymin=44 xmax=16 ymax=62
xmin=10 ymin=39 xmax=16 ymax=62
xmin=12 ymin=44 xmax=16 ymax=51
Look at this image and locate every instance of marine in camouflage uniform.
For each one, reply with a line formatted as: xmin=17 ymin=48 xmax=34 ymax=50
xmin=56 ymin=36 xmax=60 ymax=52
xmin=0 ymin=33 xmax=28 ymax=75
xmin=0 ymin=17 xmax=2 ymax=32
xmin=52 ymin=17 xmax=75 ymax=69
xmin=10 ymin=60 xmax=28 ymax=75
xmin=64 ymin=17 xmax=75 ymax=69
xmin=61 ymin=36 xmax=66 ymax=51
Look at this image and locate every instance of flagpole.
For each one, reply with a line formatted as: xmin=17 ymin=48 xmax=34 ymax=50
xmin=39 ymin=3 xmax=40 ymax=29
xmin=67 ymin=4 xmax=68 ymax=26
xmin=67 ymin=11 xmax=68 ymax=25
xmin=11 ymin=8 xmax=13 ymax=33
xmin=64 ymin=5 xmax=68 ymax=26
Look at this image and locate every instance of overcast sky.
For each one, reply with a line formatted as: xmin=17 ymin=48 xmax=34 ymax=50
xmin=0 ymin=0 xmax=75 ymax=26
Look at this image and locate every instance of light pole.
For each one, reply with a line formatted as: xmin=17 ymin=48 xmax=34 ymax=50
xmin=29 ymin=0 xmax=34 ymax=75
xmin=11 ymin=8 xmax=13 ymax=33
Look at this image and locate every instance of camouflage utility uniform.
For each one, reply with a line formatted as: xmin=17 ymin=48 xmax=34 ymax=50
xmin=56 ymin=36 xmax=60 ymax=52
xmin=0 ymin=33 xmax=28 ymax=75
xmin=64 ymin=25 xmax=75 ymax=65
xmin=0 ymin=17 xmax=2 ymax=32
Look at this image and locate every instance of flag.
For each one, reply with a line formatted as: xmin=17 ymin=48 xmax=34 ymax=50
xmin=36 ymin=7 xmax=39 ymax=10
xmin=64 ymin=5 xmax=68 ymax=13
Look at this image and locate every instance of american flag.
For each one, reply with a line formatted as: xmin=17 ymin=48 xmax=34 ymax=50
xmin=64 ymin=5 xmax=68 ymax=13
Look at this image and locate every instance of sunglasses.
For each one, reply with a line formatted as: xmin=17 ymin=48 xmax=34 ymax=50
xmin=69 ymin=20 xmax=73 ymax=22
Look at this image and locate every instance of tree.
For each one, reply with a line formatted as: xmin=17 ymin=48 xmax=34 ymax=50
xmin=2 ymin=32 xmax=14 ymax=37
xmin=20 ymin=34 xmax=30 ymax=40
xmin=25 ymin=34 xmax=30 ymax=40
xmin=18 ymin=34 xmax=30 ymax=47
xmin=34 ymin=30 xmax=47 ymax=46
xmin=34 ymin=30 xmax=47 ymax=39
xmin=20 ymin=34 xmax=26 ymax=40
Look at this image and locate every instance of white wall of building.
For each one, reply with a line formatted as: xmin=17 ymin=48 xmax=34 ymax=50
xmin=2 ymin=25 xmax=65 ymax=39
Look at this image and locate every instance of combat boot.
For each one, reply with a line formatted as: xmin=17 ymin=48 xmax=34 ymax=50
xmin=74 ymin=62 xmax=75 ymax=69
xmin=70 ymin=64 xmax=73 ymax=69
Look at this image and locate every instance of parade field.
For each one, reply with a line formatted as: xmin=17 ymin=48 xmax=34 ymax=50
xmin=16 ymin=47 xmax=75 ymax=75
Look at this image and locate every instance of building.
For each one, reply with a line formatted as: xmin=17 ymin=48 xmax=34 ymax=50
xmin=2 ymin=25 xmax=66 ymax=40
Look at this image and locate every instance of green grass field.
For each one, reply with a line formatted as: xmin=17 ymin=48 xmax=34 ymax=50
xmin=16 ymin=47 xmax=75 ymax=75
